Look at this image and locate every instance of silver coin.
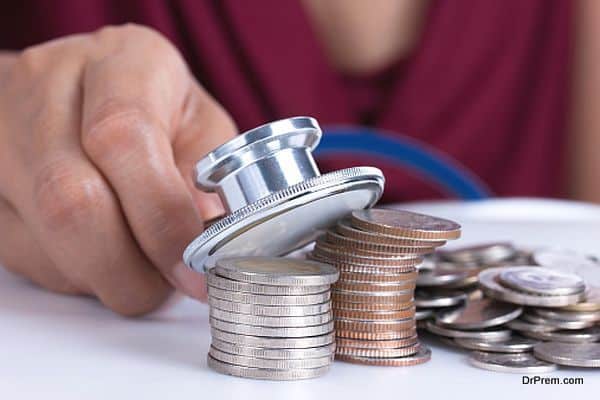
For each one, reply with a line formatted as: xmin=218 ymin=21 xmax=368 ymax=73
xmin=210 ymin=338 xmax=335 ymax=360
xmin=438 ymin=242 xmax=517 ymax=265
xmin=209 ymin=346 xmax=333 ymax=369
xmin=424 ymin=321 xmax=512 ymax=340
xmin=208 ymin=297 xmax=332 ymax=317
xmin=479 ymin=267 xmax=585 ymax=307
xmin=468 ymin=351 xmax=557 ymax=374
xmin=208 ymin=286 xmax=330 ymax=306
xmin=533 ymin=248 xmax=600 ymax=287
xmin=435 ymin=298 xmax=522 ymax=330
xmin=210 ymin=328 xmax=335 ymax=349
xmin=454 ymin=336 xmax=539 ymax=353
xmin=210 ymin=317 xmax=334 ymax=338
xmin=507 ymin=319 xmax=558 ymax=333
xmin=417 ymin=268 xmax=470 ymax=287
xmin=214 ymin=256 xmax=339 ymax=286
xmin=415 ymin=308 xmax=434 ymax=321
xmin=209 ymin=307 xmax=332 ymax=327
xmin=521 ymin=313 xmax=595 ymax=330
xmin=532 ymin=308 xmax=600 ymax=323
xmin=534 ymin=342 xmax=600 ymax=368
xmin=520 ymin=326 xmax=600 ymax=343
xmin=498 ymin=266 xmax=586 ymax=296
xmin=207 ymin=355 xmax=330 ymax=380
xmin=207 ymin=269 xmax=329 ymax=295
xmin=415 ymin=290 xmax=467 ymax=308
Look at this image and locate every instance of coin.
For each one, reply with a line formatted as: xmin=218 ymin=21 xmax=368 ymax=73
xmin=333 ymin=307 xmax=416 ymax=321
xmin=334 ymin=280 xmax=416 ymax=292
xmin=332 ymin=300 xmax=414 ymax=312
xmin=520 ymin=326 xmax=600 ymax=343
xmin=207 ymin=355 xmax=330 ymax=380
xmin=532 ymin=307 xmax=600 ymax=322
xmin=335 ymin=345 xmax=432 ymax=366
xmin=209 ymin=308 xmax=332 ymax=327
xmin=209 ymin=346 xmax=333 ymax=369
xmin=478 ymin=268 xmax=585 ymax=307
xmin=424 ymin=321 xmax=512 ymax=340
xmin=208 ymin=297 xmax=332 ymax=317
xmin=506 ymin=319 xmax=558 ymax=333
xmin=336 ymin=218 xmax=446 ymax=246
xmin=326 ymin=230 xmax=435 ymax=254
xmin=339 ymin=270 xmax=418 ymax=283
xmin=207 ymin=269 xmax=329 ymax=295
xmin=532 ymin=248 xmax=600 ymax=286
xmin=209 ymin=317 xmax=334 ymax=337
xmin=454 ymin=336 xmax=539 ymax=353
xmin=335 ymin=318 xmax=415 ymax=332
xmin=415 ymin=308 xmax=434 ymax=321
xmin=336 ymin=328 xmax=417 ymax=340
xmin=210 ymin=328 xmax=335 ymax=349
xmin=314 ymin=240 xmax=423 ymax=265
xmin=414 ymin=290 xmax=467 ymax=308
xmin=331 ymin=289 xmax=413 ymax=304
xmin=498 ymin=266 xmax=586 ymax=296
xmin=434 ymin=298 xmax=522 ymax=330
xmin=214 ymin=256 xmax=339 ymax=286
xmin=208 ymin=286 xmax=330 ymax=306
xmin=351 ymin=209 xmax=461 ymax=240
xmin=336 ymin=343 xmax=421 ymax=358
xmin=562 ymin=287 xmax=600 ymax=312
xmin=210 ymin=338 xmax=335 ymax=360
xmin=468 ymin=351 xmax=557 ymax=374
xmin=335 ymin=335 xmax=419 ymax=349
xmin=521 ymin=313 xmax=595 ymax=330
xmin=417 ymin=268 xmax=471 ymax=287
xmin=534 ymin=342 xmax=600 ymax=368
xmin=437 ymin=242 xmax=516 ymax=264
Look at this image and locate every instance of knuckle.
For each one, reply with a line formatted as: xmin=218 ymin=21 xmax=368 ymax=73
xmin=33 ymin=160 xmax=107 ymax=232
xmin=82 ymin=101 xmax=158 ymax=161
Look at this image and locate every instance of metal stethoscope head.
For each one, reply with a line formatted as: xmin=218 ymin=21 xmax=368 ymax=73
xmin=183 ymin=117 xmax=385 ymax=271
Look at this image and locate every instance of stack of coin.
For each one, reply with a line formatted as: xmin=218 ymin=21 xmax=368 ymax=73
xmin=310 ymin=208 xmax=461 ymax=366
xmin=206 ymin=257 xmax=339 ymax=380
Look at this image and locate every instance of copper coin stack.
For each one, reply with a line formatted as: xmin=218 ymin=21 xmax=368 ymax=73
xmin=310 ymin=208 xmax=461 ymax=366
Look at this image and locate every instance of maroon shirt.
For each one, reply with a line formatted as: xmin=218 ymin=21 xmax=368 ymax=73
xmin=0 ymin=0 xmax=572 ymax=201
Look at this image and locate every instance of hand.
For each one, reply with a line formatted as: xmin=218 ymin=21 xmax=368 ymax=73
xmin=0 ymin=24 xmax=237 ymax=316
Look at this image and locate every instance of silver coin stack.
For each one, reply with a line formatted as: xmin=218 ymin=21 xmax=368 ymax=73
xmin=416 ymin=244 xmax=600 ymax=372
xmin=206 ymin=256 xmax=339 ymax=380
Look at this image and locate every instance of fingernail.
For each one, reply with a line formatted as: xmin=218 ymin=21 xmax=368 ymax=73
xmin=171 ymin=261 xmax=208 ymax=302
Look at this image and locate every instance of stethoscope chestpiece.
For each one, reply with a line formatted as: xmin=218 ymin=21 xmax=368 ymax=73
xmin=183 ymin=116 xmax=384 ymax=271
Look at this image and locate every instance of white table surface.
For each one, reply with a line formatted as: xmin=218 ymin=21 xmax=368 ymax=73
xmin=1 ymin=198 xmax=599 ymax=399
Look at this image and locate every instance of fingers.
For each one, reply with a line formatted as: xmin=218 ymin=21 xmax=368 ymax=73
xmin=80 ymin=28 xmax=208 ymax=298
xmin=0 ymin=197 xmax=82 ymax=295
xmin=5 ymin=44 xmax=172 ymax=316
xmin=174 ymin=83 xmax=238 ymax=221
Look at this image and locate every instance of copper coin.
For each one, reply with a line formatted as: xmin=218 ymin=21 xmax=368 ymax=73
xmin=313 ymin=241 xmax=423 ymax=266
xmin=332 ymin=290 xmax=413 ymax=304
xmin=336 ymin=218 xmax=447 ymax=246
xmin=334 ymin=280 xmax=416 ymax=292
xmin=336 ymin=328 xmax=417 ymax=340
xmin=335 ymin=345 xmax=432 ymax=366
xmin=326 ymin=230 xmax=436 ymax=255
xmin=336 ymin=342 xmax=421 ymax=358
xmin=333 ymin=300 xmax=414 ymax=312
xmin=309 ymin=254 xmax=420 ymax=273
xmin=336 ymin=335 xmax=419 ymax=349
xmin=334 ymin=307 xmax=416 ymax=321
xmin=351 ymin=209 xmax=461 ymax=240
xmin=335 ymin=318 xmax=415 ymax=332
xmin=339 ymin=270 xmax=418 ymax=283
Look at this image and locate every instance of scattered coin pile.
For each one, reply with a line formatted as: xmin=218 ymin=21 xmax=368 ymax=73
xmin=310 ymin=208 xmax=461 ymax=366
xmin=416 ymin=244 xmax=600 ymax=373
xmin=206 ymin=257 xmax=339 ymax=380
